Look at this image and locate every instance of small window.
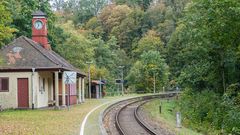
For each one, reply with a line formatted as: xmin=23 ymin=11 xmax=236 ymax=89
xmin=0 ymin=78 xmax=9 ymax=92
xmin=39 ymin=77 xmax=46 ymax=93
xmin=43 ymin=78 xmax=45 ymax=91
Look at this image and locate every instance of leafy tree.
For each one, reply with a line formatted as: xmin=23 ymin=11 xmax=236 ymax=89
xmin=92 ymin=38 xmax=114 ymax=69
xmin=85 ymin=17 xmax=104 ymax=38
xmin=144 ymin=0 xmax=190 ymax=46
xmin=133 ymin=30 xmax=164 ymax=58
xmin=0 ymin=2 xmax=16 ymax=47
xmin=56 ymin=34 xmax=94 ymax=69
xmin=71 ymin=0 xmax=108 ymax=25
xmin=168 ymin=0 xmax=240 ymax=134
xmin=99 ymin=5 xmax=145 ymax=55
xmin=99 ymin=5 xmax=132 ymax=34
xmin=55 ymin=21 xmax=94 ymax=69
xmin=113 ymin=7 xmax=144 ymax=55
xmin=114 ymin=0 xmax=152 ymax=11
xmin=89 ymin=65 xmax=110 ymax=80
xmin=127 ymin=51 xmax=169 ymax=92
xmin=168 ymin=0 xmax=240 ymax=93
xmin=50 ymin=0 xmax=65 ymax=11
xmin=144 ymin=2 xmax=166 ymax=29
xmin=5 ymin=0 xmax=54 ymax=37
xmin=4 ymin=0 xmax=63 ymax=48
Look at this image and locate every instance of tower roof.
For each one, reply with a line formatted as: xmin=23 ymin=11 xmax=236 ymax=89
xmin=32 ymin=10 xmax=47 ymax=17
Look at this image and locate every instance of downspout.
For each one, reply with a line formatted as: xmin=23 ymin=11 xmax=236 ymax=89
xmin=32 ymin=68 xmax=35 ymax=110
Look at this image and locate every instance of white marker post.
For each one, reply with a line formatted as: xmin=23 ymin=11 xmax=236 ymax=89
xmin=63 ymin=71 xmax=77 ymax=110
xmin=176 ymin=112 xmax=182 ymax=128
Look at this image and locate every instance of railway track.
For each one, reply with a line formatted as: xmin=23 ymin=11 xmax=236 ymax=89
xmin=102 ymin=92 xmax=179 ymax=135
xmin=115 ymin=99 xmax=157 ymax=135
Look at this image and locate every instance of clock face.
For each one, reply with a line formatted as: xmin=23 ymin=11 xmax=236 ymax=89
xmin=34 ymin=20 xmax=43 ymax=30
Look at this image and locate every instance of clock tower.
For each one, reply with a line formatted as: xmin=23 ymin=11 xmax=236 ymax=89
xmin=32 ymin=10 xmax=51 ymax=50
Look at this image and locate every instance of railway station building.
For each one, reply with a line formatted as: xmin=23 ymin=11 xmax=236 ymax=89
xmin=0 ymin=11 xmax=86 ymax=109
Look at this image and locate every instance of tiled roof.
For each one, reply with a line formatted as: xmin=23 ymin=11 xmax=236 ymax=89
xmin=92 ymin=80 xmax=105 ymax=85
xmin=0 ymin=36 xmax=86 ymax=76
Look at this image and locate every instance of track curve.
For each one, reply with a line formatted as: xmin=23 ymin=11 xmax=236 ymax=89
xmin=116 ymin=100 xmax=156 ymax=135
xmin=102 ymin=92 xmax=179 ymax=135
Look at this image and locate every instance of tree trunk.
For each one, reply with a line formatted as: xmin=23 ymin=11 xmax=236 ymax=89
xmin=221 ymin=52 xmax=226 ymax=93
xmin=222 ymin=68 xmax=226 ymax=93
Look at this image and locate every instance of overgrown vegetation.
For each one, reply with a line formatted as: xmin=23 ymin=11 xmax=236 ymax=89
xmin=0 ymin=0 xmax=240 ymax=133
xmin=179 ymin=87 xmax=240 ymax=134
xmin=168 ymin=0 xmax=240 ymax=134
xmin=143 ymin=99 xmax=201 ymax=135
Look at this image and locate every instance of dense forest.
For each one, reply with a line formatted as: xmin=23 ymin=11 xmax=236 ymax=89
xmin=0 ymin=0 xmax=240 ymax=134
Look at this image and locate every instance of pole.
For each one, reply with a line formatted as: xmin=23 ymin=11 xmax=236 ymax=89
xmin=118 ymin=84 xmax=120 ymax=96
xmin=88 ymin=64 xmax=91 ymax=99
xmin=154 ymin=71 xmax=156 ymax=94
xmin=121 ymin=68 xmax=124 ymax=95
xmin=68 ymin=84 xmax=70 ymax=110
xmin=99 ymin=77 xmax=102 ymax=98
xmin=86 ymin=61 xmax=93 ymax=99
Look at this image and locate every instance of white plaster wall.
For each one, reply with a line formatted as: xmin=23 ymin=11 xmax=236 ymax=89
xmin=36 ymin=72 xmax=53 ymax=108
xmin=0 ymin=72 xmax=32 ymax=109
xmin=32 ymin=72 xmax=39 ymax=108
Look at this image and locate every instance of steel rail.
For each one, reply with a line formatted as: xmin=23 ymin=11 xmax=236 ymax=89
xmin=102 ymin=91 xmax=180 ymax=135
xmin=134 ymin=99 xmax=158 ymax=135
xmin=115 ymin=97 xmax=158 ymax=135
xmin=115 ymin=100 xmax=142 ymax=135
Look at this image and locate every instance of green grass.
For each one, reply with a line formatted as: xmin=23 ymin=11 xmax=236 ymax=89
xmin=0 ymin=99 xmax=105 ymax=135
xmin=84 ymin=94 xmax=151 ymax=135
xmin=0 ymin=94 xmax=147 ymax=135
xmin=142 ymin=99 xmax=202 ymax=135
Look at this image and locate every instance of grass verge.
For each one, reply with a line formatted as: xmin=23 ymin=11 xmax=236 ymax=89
xmin=142 ymin=99 xmax=202 ymax=135
xmin=0 ymin=99 xmax=105 ymax=135
xmin=0 ymin=94 xmax=146 ymax=135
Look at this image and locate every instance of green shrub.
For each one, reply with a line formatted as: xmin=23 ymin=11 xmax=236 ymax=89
xmin=179 ymin=87 xmax=240 ymax=134
xmin=221 ymin=83 xmax=240 ymax=134
xmin=179 ymin=89 xmax=221 ymax=133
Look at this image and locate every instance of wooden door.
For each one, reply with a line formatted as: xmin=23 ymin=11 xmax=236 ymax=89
xmin=17 ymin=78 xmax=29 ymax=108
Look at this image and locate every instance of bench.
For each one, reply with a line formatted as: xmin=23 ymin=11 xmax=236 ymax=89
xmin=48 ymin=100 xmax=56 ymax=107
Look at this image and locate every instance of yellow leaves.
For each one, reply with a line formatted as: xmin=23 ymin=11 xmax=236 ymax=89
xmin=99 ymin=4 xmax=132 ymax=31
xmin=134 ymin=30 xmax=163 ymax=56
xmin=147 ymin=64 xmax=158 ymax=69
xmin=144 ymin=30 xmax=159 ymax=37
xmin=89 ymin=65 xmax=109 ymax=79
